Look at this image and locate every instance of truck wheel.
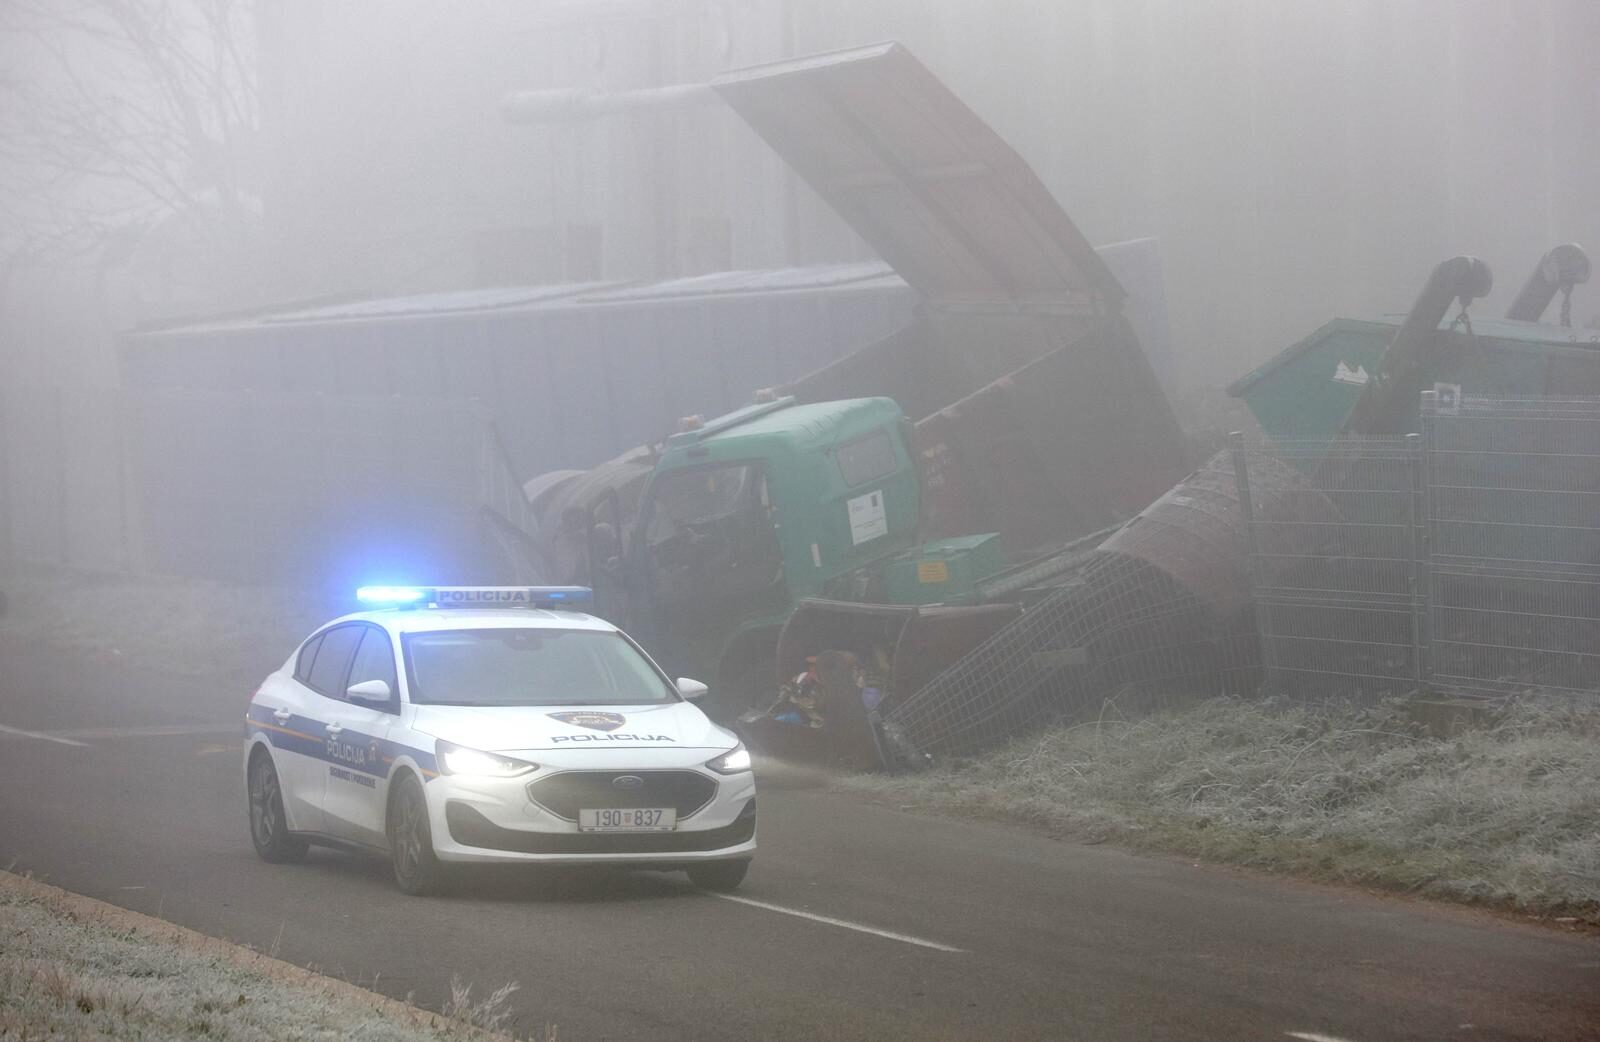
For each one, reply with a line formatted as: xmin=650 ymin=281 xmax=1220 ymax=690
xmin=686 ymin=859 xmax=749 ymax=892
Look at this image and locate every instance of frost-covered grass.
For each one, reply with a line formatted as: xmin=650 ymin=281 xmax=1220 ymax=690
xmin=840 ymin=696 xmax=1600 ymax=922
xmin=0 ymin=565 xmax=335 ymax=676
xmin=0 ymin=873 xmax=548 ymax=1041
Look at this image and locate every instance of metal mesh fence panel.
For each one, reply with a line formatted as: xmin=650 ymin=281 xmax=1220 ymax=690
xmin=1242 ymin=437 xmax=1422 ymax=696
xmin=888 ymin=453 xmax=1265 ymax=759
xmin=889 ymin=403 xmax=1600 ymax=762
xmin=1423 ymin=396 xmax=1600 ymax=695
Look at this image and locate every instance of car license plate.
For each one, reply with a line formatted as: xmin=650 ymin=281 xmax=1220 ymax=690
xmin=578 ymin=808 xmax=676 ymax=832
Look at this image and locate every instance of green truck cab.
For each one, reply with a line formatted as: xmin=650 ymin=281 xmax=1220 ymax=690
xmin=622 ymin=396 xmax=922 ymax=714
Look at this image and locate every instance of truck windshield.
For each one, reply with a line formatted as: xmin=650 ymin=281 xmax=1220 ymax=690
xmin=643 ymin=463 xmax=783 ymax=608
xmin=402 ymin=629 xmax=676 ymax=706
xmin=645 ymin=464 xmax=754 ymax=541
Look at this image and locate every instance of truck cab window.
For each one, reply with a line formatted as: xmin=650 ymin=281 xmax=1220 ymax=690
xmin=836 ymin=429 xmax=898 ymax=486
xmin=644 ymin=464 xmax=783 ymax=609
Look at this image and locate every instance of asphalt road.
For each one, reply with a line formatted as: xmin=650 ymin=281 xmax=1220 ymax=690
xmin=1 ymin=634 xmax=1597 ymax=1042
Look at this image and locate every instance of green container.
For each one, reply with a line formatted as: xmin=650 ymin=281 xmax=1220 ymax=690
xmin=1226 ymin=319 xmax=1393 ymax=445
xmin=883 ymin=533 xmax=1005 ymax=605
xmin=1228 ymin=315 xmax=1600 ymax=450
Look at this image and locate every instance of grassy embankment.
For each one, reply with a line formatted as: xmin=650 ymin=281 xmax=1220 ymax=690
xmin=0 ymin=871 xmax=548 ymax=1041
xmin=839 ymin=695 xmax=1600 ymax=923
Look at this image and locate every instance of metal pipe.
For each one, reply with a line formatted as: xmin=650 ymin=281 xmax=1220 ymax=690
xmin=501 ymin=83 xmax=718 ymax=124
xmin=1341 ymin=255 xmax=1492 ymax=437
xmin=1505 ymin=243 xmax=1590 ymax=324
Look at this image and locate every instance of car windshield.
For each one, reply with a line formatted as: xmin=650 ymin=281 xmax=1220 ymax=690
xmin=402 ymin=628 xmax=677 ymax=707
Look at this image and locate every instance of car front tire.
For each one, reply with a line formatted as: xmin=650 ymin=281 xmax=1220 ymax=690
xmin=686 ymin=859 xmax=749 ymax=892
xmin=247 ymin=752 xmax=309 ymax=864
xmin=388 ymin=772 xmax=447 ymax=896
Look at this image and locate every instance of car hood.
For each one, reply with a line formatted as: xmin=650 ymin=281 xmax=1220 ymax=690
xmin=407 ymin=701 xmax=734 ymax=753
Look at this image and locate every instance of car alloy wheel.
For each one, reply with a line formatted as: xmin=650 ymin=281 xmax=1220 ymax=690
xmin=388 ymin=774 xmax=446 ymax=896
xmin=247 ymin=753 xmax=308 ymax=863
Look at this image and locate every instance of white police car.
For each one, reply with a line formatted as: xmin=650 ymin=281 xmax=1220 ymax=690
xmin=243 ymin=586 xmax=755 ymax=895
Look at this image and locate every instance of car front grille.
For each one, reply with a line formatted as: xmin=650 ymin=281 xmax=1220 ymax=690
xmin=446 ymin=799 xmax=755 ymax=854
xmin=526 ymin=770 xmax=717 ymax=821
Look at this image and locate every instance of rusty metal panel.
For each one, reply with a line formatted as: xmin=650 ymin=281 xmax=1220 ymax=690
xmin=914 ymin=317 xmax=1190 ymax=552
xmin=712 ymin=43 xmax=1122 ymax=307
xmin=1100 ymin=450 xmax=1340 ymax=620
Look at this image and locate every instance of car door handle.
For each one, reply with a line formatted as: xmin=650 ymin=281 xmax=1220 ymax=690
xmin=325 ymin=723 xmax=343 ymax=736
xmin=273 ymin=708 xmax=292 ymax=723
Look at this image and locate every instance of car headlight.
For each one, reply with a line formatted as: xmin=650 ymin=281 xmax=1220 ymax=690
xmin=706 ymin=743 xmax=752 ymax=775
xmin=436 ymin=740 xmax=537 ymax=778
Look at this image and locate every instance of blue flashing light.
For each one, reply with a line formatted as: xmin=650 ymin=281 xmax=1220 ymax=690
xmin=356 ymin=586 xmax=427 ymax=606
xmin=354 ymin=586 xmax=594 ymax=610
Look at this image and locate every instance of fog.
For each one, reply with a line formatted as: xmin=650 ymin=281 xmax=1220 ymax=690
xmin=3 ymin=8 xmax=1600 ymax=1033
xmin=3 ymin=0 xmax=1600 ymax=582
xmin=2 ymin=1 xmax=1597 ymax=389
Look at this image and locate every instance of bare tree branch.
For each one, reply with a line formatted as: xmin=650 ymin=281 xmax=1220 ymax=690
xmin=0 ymin=0 xmax=258 ymax=276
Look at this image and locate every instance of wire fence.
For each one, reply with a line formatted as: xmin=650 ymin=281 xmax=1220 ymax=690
xmin=888 ymin=453 xmax=1264 ymax=759
xmin=893 ymin=394 xmax=1600 ymax=761
xmin=1421 ymin=395 xmax=1600 ymax=695
xmin=1237 ymin=435 xmax=1422 ymax=697
xmin=1240 ymin=394 xmax=1600 ymax=700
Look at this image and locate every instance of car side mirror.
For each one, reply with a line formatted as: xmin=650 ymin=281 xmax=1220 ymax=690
xmin=346 ymin=678 xmax=393 ymax=707
xmin=676 ymin=678 xmax=709 ymax=700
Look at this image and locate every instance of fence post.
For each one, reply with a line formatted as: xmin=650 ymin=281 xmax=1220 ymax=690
xmin=1416 ymin=391 xmax=1437 ymax=689
xmin=1229 ymin=431 xmax=1275 ymax=687
xmin=1405 ymin=431 xmax=1428 ymax=689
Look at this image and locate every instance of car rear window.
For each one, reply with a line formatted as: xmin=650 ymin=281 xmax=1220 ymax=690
xmin=295 ymin=633 xmax=325 ymax=684
xmin=307 ymin=624 xmax=362 ymax=697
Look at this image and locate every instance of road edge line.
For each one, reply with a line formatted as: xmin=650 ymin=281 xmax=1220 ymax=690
xmin=707 ymin=891 xmax=966 ymax=952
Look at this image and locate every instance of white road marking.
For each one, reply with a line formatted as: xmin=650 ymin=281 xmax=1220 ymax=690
xmin=0 ymin=720 xmax=90 ymax=745
xmin=49 ymin=724 xmax=238 ymax=740
xmin=707 ymin=892 xmax=965 ymax=953
xmin=1287 ymin=1032 xmax=1360 ymax=1042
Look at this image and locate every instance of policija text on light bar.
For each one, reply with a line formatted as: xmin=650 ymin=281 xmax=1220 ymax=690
xmin=354 ymin=586 xmax=594 ymax=609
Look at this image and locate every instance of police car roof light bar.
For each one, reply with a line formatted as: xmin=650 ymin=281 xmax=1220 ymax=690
xmin=356 ymin=586 xmax=427 ymax=606
xmin=356 ymin=586 xmax=594 ymax=610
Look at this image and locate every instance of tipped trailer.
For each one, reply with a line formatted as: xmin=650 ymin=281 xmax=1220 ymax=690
xmin=521 ymin=44 xmax=1191 ymax=728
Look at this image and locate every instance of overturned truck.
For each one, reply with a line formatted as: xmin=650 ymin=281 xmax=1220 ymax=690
xmin=527 ymin=47 xmax=1600 ymax=769
xmin=523 ymin=43 xmax=1191 ymax=729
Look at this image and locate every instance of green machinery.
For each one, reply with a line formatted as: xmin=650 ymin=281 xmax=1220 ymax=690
xmin=524 ymin=44 xmax=1190 ymax=723
xmin=620 ymin=395 xmax=1019 ymax=719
